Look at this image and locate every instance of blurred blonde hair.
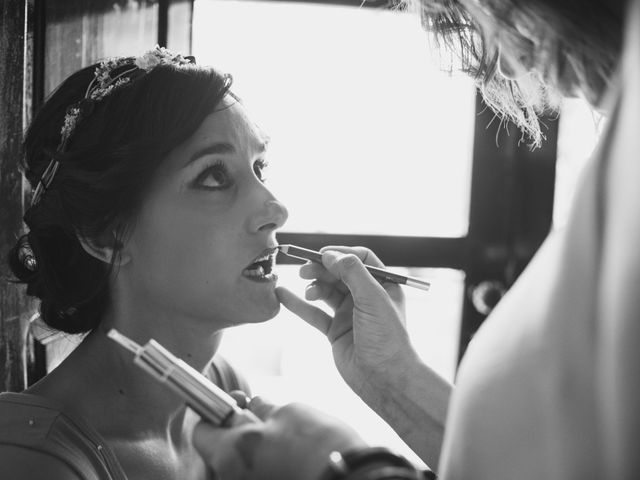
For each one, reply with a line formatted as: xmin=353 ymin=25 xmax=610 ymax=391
xmin=401 ymin=0 xmax=624 ymax=147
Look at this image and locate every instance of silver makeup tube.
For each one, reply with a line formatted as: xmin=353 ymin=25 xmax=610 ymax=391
xmin=107 ymin=329 xmax=260 ymax=427
xmin=278 ymin=244 xmax=431 ymax=291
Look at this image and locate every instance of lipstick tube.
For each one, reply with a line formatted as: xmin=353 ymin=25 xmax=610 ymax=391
xmin=107 ymin=329 xmax=260 ymax=427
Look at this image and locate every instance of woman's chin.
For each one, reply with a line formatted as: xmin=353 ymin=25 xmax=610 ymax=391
xmin=254 ymin=296 xmax=281 ymax=323
xmin=229 ymin=292 xmax=281 ymax=326
xmin=245 ymin=277 xmax=281 ymax=320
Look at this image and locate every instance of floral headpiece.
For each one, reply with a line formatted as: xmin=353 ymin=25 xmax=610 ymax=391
xmin=30 ymin=45 xmax=195 ymax=208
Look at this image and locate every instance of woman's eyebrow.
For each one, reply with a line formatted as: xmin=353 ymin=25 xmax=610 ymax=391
xmin=184 ymin=142 xmax=236 ymax=167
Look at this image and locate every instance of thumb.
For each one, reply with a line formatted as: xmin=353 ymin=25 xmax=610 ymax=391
xmin=192 ymin=421 xmax=225 ymax=458
xmin=247 ymin=395 xmax=279 ymax=421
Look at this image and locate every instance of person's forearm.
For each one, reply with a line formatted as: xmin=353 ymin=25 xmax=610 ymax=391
xmin=358 ymin=355 xmax=452 ymax=471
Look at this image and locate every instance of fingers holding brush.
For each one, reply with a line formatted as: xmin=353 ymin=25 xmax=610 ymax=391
xmin=305 ymin=280 xmax=347 ymax=310
xmin=299 ymin=261 xmax=349 ymax=297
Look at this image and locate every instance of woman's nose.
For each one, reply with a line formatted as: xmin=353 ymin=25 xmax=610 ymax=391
xmin=249 ymin=199 xmax=289 ymax=233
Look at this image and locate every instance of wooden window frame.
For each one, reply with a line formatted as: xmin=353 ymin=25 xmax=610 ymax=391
xmin=1 ymin=0 xmax=557 ymax=388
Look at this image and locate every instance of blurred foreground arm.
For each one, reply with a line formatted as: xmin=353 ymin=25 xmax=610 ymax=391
xmin=193 ymin=398 xmax=363 ymax=480
xmin=193 ymin=397 xmax=434 ymax=480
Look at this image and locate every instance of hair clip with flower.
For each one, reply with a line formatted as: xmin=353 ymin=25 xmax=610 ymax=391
xmin=30 ymin=46 xmax=196 ymax=207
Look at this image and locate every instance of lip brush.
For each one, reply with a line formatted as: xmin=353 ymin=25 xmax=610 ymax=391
xmin=278 ymin=244 xmax=431 ymax=291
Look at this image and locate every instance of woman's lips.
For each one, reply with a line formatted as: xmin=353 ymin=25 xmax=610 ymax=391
xmin=242 ymin=266 xmax=277 ymax=282
xmin=242 ymin=246 xmax=278 ymax=282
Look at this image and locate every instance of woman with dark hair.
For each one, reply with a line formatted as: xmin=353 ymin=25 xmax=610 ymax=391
xmin=0 ymin=46 xmax=288 ymax=479
xmin=191 ymin=0 xmax=640 ymax=479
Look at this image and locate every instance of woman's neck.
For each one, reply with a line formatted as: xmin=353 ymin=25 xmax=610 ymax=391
xmin=31 ymin=300 xmax=225 ymax=448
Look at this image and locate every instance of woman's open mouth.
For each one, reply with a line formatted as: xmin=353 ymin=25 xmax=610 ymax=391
xmin=242 ymin=247 xmax=278 ymax=283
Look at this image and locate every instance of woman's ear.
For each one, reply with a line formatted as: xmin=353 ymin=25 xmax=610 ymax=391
xmin=76 ymin=229 xmax=131 ymax=266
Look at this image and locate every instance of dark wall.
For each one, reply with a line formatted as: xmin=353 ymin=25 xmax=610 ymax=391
xmin=0 ymin=0 xmax=33 ymax=392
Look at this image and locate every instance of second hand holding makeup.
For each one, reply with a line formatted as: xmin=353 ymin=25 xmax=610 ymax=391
xmin=277 ymin=244 xmax=431 ymax=291
xmin=107 ymin=329 xmax=261 ymax=427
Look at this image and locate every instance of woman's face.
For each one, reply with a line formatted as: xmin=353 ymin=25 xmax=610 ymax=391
xmin=123 ymin=96 xmax=288 ymax=329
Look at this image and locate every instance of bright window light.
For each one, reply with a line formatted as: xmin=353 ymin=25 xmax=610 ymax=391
xmin=193 ymin=0 xmax=476 ymax=237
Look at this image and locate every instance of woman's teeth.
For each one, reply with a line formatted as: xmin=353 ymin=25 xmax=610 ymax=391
xmin=242 ymin=253 xmax=277 ymax=282
xmin=244 ymin=265 xmax=267 ymax=277
xmin=242 ymin=266 xmax=277 ymax=281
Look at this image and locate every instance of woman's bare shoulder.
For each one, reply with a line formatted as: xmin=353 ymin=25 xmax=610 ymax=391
xmin=0 ymin=444 xmax=83 ymax=480
xmin=0 ymin=391 xmax=114 ymax=479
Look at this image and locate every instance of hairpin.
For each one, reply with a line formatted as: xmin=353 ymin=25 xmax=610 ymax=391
xmin=30 ymin=46 xmax=196 ymax=207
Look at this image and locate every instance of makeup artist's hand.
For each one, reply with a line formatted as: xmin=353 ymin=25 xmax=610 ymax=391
xmin=192 ymin=398 xmax=367 ymax=480
xmin=276 ymin=246 xmax=419 ymax=403
xmin=277 ymin=247 xmax=451 ymax=469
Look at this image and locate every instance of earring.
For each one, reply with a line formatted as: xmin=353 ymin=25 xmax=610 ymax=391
xmin=18 ymin=235 xmax=38 ymax=272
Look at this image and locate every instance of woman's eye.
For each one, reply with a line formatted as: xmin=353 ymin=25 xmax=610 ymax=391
xmin=194 ymin=163 xmax=231 ymax=190
xmin=254 ymin=160 xmax=268 ymax=183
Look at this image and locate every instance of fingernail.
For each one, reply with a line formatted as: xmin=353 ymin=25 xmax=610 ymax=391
xmin=229 ymin=390 xmax=251 ymax=408
xmin=322 ymin=250 xmax=341 ymax=263
xmin=305 ymin=284 xmax=318 ymax=300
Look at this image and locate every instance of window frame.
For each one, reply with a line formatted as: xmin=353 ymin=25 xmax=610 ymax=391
xmin=16 ymin=0 xmax=559 ymax=385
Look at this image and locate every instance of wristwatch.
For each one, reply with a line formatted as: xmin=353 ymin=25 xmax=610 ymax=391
xmin=320 ymin=446 xmax=437 ymax=480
